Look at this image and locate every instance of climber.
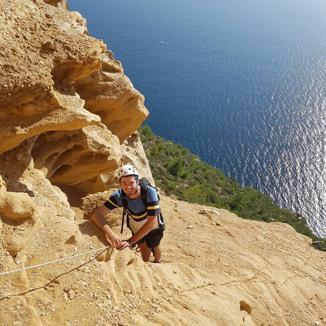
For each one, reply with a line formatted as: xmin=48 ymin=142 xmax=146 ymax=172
xmin=91 ymin=164 xmax=164 ymax=263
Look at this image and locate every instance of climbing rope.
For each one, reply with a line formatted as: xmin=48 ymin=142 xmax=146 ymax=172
xmin=0 ymin=246 xmax=113 ymax=301
xmin=0 ymin=245 xmax=112 ymax=277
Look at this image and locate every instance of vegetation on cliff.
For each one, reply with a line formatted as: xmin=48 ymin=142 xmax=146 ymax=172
xmin=140 ymin=125 xmax=326 ymax=251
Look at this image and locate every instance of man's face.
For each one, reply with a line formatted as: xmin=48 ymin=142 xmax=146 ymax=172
xmin=120 ymin=175 xmax=138 ymax=196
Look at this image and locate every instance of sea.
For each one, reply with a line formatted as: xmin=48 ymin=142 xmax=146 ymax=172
xmin=69 ymin=0 xmax=326 ymax=238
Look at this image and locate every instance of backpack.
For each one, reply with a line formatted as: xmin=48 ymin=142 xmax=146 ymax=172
xmin=120 ymin=177 xmax=165 ymax=233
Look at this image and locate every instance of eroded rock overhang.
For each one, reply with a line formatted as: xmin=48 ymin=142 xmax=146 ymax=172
xmin=0 ymin=0 xmax=149 ymax=193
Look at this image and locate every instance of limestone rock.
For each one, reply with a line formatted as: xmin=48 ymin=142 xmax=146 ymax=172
xmin=0 ymin=176 xmax=6 ymax=191
xmin=76 ymin=132 xmax=155 ymax=194
xmin=32 ymin=124 xmax=121 ymax=186
xmin=72 ymin=174 xmax=116 ymax=195
xmin=0 ymin=190 xmax=35 ymax=223
xmin=43 ymin=0 xmax=67 ymax=8
xmin=75 ymin=53 xmax=149 ymax=142
xmin=3 ymin=235 xmax=26 ymax=258
xmin=0 ymin=0 xmax=148 ymax=190
xmin=240 ymin=300 xmax=253 ymax=314
xmin=0 ymin=91 xmax=102 ymax=155
xmin=0 ymin=0 xmax=105 ymax=154
xmin=120 ymin=132 xmax=155 ymax=185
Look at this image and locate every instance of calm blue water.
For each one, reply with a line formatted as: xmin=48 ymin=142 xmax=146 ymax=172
xmin=69 ymin=0 xmax=326 ymax=237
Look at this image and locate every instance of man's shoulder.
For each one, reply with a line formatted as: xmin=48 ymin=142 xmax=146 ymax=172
xmin=104 ymin=188 xmax=123 ymax=209
xmin=145 ymin=186 xmax=159 ymax=201
xmin=146 ymin=185 xmax=157 ymax=193
xmin=142 ymin=185 xmax=158 ymax=195
xmin=110 ymin=188 xmax=123 ymax=198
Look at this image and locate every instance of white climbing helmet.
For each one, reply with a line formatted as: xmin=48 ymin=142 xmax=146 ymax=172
xmin=118 ymin=164 xmax=139 ymax=179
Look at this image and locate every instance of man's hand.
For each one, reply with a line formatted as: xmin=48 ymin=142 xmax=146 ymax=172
xmin=117 ymin=240 xmax=131 ymax=251
xmin=105 ymin=232 xmax=122 ymax=249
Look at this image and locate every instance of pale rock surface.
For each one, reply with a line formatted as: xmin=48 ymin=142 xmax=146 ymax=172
xmin=74 ymin=132 xmax=154 ymax=194
xmin=0 ymin=190 xmax=35 ymax=223
xmin=32 ymin=124 xmax=121 ymax=185
xmin=75 ymin=52 xmax=148 ymax=142
xmin=121 ymin=132 xmax=155 ymax=185
xmin=0 ymin=0 xmax=105 ymax=154
xmin=1 ymin=194 xmax=325 ymax=325
xmin=44 ymin=0 xmax=67 ymax=8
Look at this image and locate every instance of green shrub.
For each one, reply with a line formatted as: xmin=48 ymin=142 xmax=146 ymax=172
xmin=184 ymin=184 xmax=209 ymax=204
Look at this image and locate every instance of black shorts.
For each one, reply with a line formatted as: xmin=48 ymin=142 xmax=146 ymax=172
xmin=139 ymin=226 xmax=164 ymax=249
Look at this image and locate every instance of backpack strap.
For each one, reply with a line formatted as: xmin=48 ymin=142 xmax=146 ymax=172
xmin=140 ymin=185 xmax=148 ymax=207
xmin=139 ymin=184 xmax=165 ymax=230
xmin=121 ymin=192 xmax=128 ymax=234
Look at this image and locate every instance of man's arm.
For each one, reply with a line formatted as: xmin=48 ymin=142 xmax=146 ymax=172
xmin=127 ymin=215 xmax=158 ymax=246
xmin=91 ymin=206 xmax=122 ymax=248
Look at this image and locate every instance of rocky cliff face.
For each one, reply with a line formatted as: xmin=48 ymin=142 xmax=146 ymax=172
xmin=0 ymin=0 xmax=151 ymax=194
xmin=0 ymin=1 xmax=325 ymax=325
